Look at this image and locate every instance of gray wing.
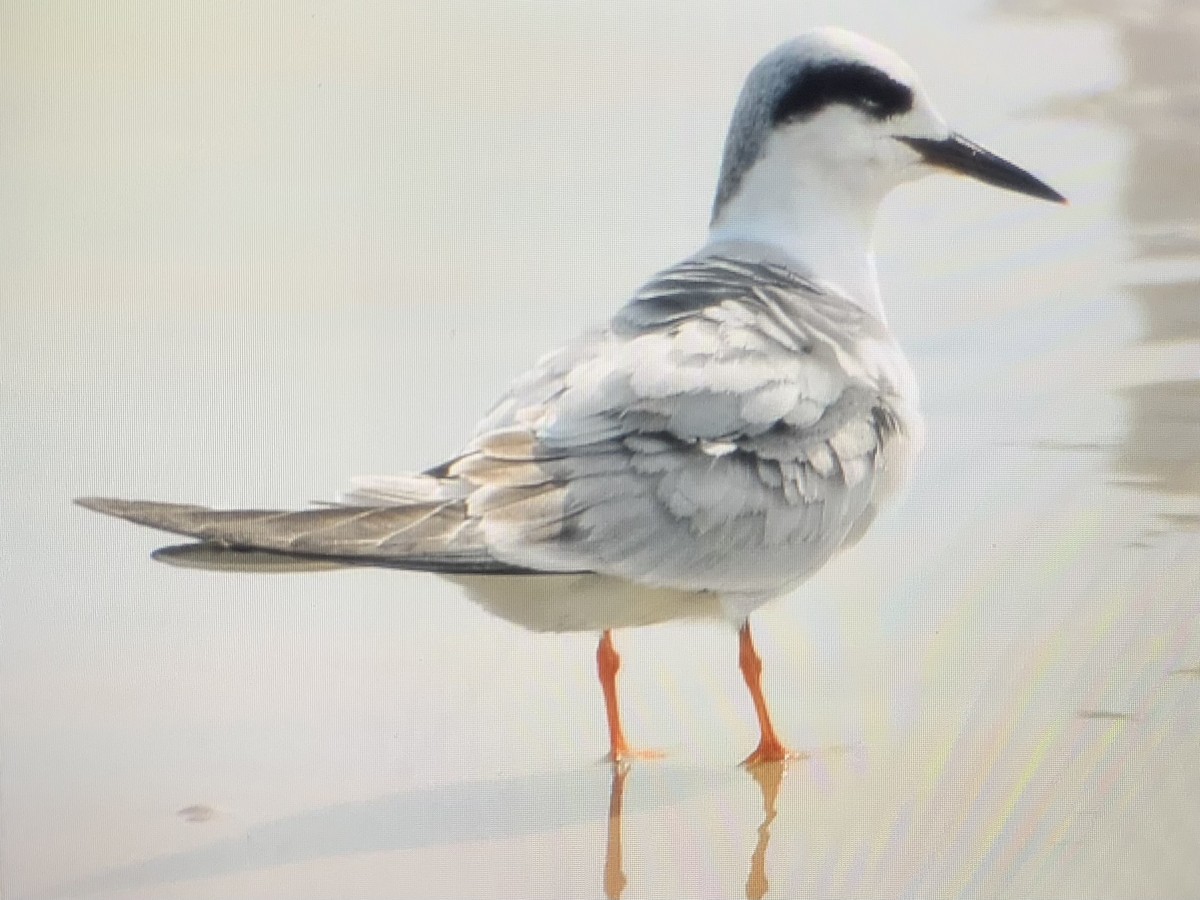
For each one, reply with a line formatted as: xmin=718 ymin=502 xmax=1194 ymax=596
xmin=79 ymin=254 xmax=917 ymax=590
xmin=445 ymin=254 xmax=918 ymax=594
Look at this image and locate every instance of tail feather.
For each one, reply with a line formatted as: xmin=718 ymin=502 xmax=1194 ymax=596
xmin=75 ymin=496 xmax=544 ymax=575
xmin=151 ymin=542 xmax=355 ymax=573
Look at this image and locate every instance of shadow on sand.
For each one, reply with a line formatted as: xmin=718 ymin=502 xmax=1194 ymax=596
xmin=47 ymin=759 xmax=800 ymax=900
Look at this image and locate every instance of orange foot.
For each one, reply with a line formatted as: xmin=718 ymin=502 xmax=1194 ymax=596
xmin=741 ymin=738 xmax=803 ymax=767
xmin=606 ymin=743 xmax=666 ymax=764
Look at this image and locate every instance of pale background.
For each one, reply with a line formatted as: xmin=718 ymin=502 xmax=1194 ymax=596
xmin=2 ymin=0 xmax=1199 ymax=898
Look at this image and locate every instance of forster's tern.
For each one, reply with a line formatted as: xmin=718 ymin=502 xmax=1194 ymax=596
xmin=78 ymin=27 xmax=1064 ymax=765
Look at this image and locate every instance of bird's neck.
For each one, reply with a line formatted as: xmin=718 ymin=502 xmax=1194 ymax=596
xmin=706 ymin=155 xmax=888 ymax=323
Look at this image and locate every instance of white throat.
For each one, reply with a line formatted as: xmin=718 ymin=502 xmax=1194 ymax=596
xmin=706 ymin=135 xmax=890 ymax=323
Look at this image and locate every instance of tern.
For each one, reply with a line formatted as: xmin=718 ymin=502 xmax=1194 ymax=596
xmin=78 ymin=27 xmax=1064 ymax=765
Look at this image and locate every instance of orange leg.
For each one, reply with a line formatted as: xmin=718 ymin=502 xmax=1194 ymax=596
xmin=738 ymin=622 xmax=798 ymax=766
xmin=597 ymin=630 xmax=663 ymax=762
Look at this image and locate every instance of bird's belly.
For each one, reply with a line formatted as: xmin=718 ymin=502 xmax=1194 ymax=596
xmin=443 ymin=573 xmax=723 ymax=633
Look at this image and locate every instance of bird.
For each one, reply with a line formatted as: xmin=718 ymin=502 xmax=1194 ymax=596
xmin=77 ymin=27 xmax=1065 ymax=766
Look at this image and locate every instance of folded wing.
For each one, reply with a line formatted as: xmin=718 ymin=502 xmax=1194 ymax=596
xmin=74 ymin=496 xmax=538 ymax=574
xmin=447 ymin=253 xmax=915 ymax=594
xmin=79 ymin=254 xmax=917 ymax=593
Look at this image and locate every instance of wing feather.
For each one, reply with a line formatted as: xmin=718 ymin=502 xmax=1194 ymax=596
xmin=75 ymin=497 xmax=538 ymax=574
xmin=79 ymin=252 xmax=919 ymax=594
xmin=452 ymin=252 xmax=920 ymax=593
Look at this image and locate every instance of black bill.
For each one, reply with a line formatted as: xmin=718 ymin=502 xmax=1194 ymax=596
xmin=898 ymin=132 xmax=1066 ymax=203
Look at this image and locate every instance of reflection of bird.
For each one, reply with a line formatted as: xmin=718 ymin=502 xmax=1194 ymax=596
xmin=600 ymin=760 xmax=789 ymax=900
xmin=77 ymin=28 xmax=1063 ymax=765
xmin=746 ymin=762 xmax=786 ymax=900
xmin=603 ymin=762 xmax=631 ymax=900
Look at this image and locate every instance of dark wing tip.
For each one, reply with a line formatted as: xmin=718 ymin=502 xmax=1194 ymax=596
xmin=75 ymin=496 xmax=145 ymax=517
xmin=75 ymin=496 xmax=218 ymax=540
xmin=76 ymin=496 xmax=206 ymax=517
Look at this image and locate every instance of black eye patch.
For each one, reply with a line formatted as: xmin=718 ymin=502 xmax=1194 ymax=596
xmin=771 ymin=62 xmax=914 ymax=124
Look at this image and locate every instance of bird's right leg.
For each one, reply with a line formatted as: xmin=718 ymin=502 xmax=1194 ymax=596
xmin=596 ymin=630 xmax=663 ymax=762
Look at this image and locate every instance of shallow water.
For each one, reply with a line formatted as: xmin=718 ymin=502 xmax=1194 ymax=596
xmin=2 ymin=1 xmax=1199 ymax=898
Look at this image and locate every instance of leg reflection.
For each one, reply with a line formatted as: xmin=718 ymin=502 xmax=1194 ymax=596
xmin=604 ymin=761 xmax=630 ymax=900
xmin=746 ymin=760 xmax=787 ymax=900
xmin=601 ymin=757 xmax=793 ymax=900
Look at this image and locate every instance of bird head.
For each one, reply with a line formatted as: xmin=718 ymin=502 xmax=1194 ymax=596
xmin=710 ymin=27 xmax=1065 ymax=228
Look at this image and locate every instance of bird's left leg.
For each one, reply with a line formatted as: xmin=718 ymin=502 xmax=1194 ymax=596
xmin=738 ymin=622 xmax=799 ymax=766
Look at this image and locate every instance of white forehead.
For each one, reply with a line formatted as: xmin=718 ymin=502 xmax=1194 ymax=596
xmin=771 ymin=27 xmax=921 ymax=88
